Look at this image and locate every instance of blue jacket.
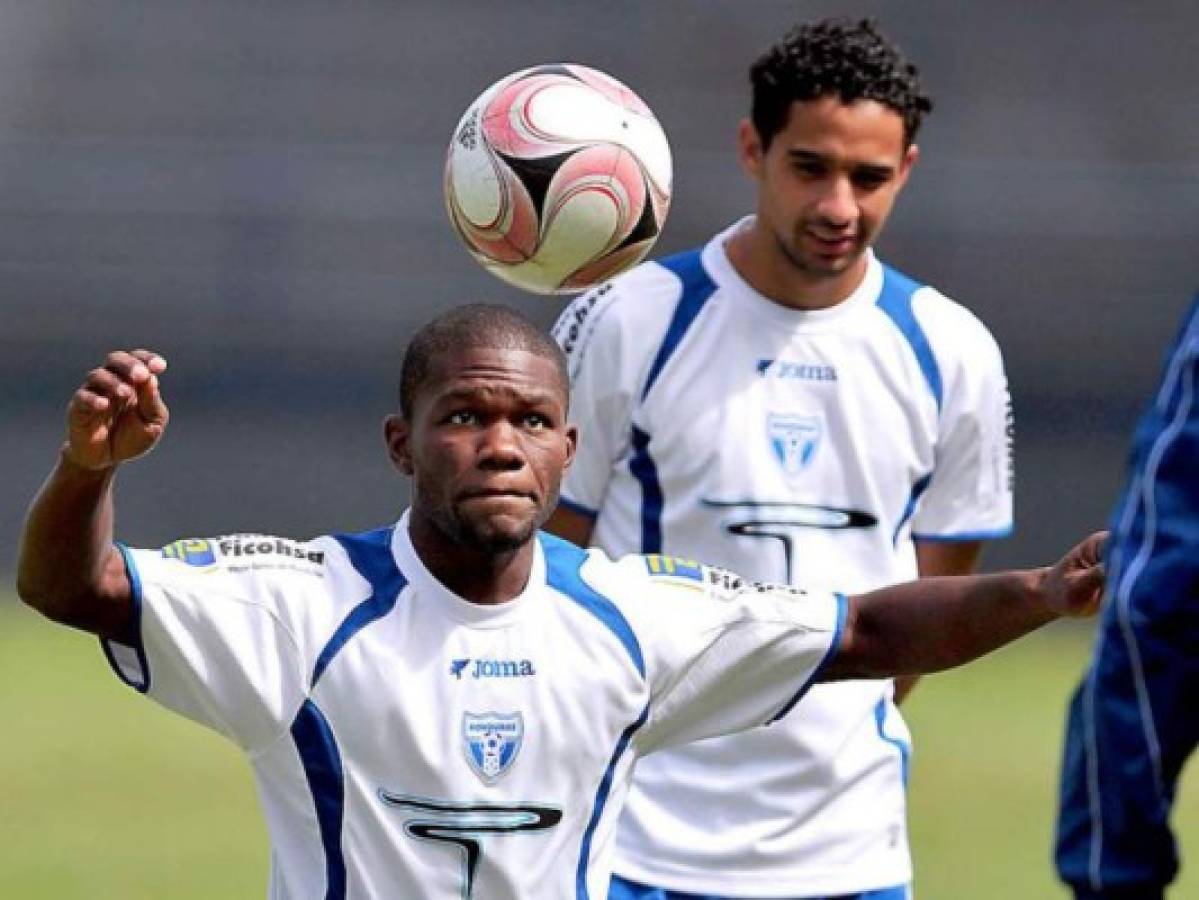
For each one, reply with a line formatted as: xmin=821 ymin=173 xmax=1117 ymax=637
xmin=1056 ymin=296 xmax=1199 ymax=899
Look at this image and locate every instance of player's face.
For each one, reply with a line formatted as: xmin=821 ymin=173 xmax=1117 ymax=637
xmin=388 ymin=347 xmax=576 ymax=554
xmin=740 ymin=96 xmax=917 ymax=285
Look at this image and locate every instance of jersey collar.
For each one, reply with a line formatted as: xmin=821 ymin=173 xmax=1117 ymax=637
xmin=705 ymin=215 xmax=883 ymax=331
xmin=391 ymin=509 xmax=546 ymax=628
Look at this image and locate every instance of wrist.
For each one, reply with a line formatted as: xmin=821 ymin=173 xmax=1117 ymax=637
xmin=59 ymin=444 xmax=118 ymax=479
xmin=1025 ymin=565 xmax=1060 ymax=621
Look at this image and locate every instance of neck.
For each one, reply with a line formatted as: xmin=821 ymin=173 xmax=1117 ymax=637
xmin=407 ymin=512 xmax=536 ymax=605
xmin=725 ymin=220 xmax=867 ymax=311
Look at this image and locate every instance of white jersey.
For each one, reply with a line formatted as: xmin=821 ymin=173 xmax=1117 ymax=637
xmin=552 ymin=218 xmax=1013 ymax=896
xmin=100 ymin=512 xmax=843 ymax=900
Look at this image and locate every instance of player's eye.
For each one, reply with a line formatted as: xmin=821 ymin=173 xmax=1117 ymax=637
xmin=852 ymin=170 xmax=890 ymax=190
xmin=793 ymin=161 xmax=825 ymax=178
xmin=522 ymin=412 xmax=551 ymax=430
xmin=446 ymin=410 xmax=478 ymax=426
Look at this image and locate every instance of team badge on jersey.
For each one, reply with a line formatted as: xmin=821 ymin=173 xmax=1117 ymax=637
xmin=463 ymin=712 xmax=524 ymax=784
xmin=161 ymin=539 xmax=216 ymax=567
xmin=767 ymin=413 xmax=822 ymax=475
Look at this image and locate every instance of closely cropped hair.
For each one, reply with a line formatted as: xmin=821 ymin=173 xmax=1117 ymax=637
xmin=750 ymin=18 xmax=933 ymax=148
xmin=399 ymin=303 xmax=569 ymax=417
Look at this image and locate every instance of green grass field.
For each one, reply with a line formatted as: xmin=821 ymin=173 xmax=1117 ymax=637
xmin=2 ymin=597 xmax=1195 ymax=898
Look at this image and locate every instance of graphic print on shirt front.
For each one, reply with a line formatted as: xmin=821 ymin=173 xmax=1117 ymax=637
xmin=699 ymin=498 xmax=877 ymax=583
xmin=378 ymin=791 xmax=562 ymax=900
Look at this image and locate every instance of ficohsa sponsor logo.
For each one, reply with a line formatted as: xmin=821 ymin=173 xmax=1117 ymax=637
xmin=217 ymin=536 xmax=325 ymax=564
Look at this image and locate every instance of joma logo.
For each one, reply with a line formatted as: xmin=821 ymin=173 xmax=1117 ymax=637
xmin=450 ymin=659 xmax=537 ymax=680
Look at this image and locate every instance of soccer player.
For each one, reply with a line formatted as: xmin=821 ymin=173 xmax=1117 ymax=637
xmin=1055 ymin=296 xmax=1199 ymax=900
xmin=546 ymin=18 xmax=1013 ymax=900
xmin=18 ymin=305 xmax=1095 ymax=900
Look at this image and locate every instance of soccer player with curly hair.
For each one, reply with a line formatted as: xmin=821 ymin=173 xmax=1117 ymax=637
xmin=549 ymin=18 xmax=1013 ymax=900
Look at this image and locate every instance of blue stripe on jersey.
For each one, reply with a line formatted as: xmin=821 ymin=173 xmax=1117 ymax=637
xmin=608 ymin=874 xmax=910 ymax=899
xmin=540 ymin=532 xmax=646 ymax=679
xmin=875 ymin=697 xmax=911 ymax=785
xmin=766 ymin=592 xmax=849 ymax=724
xmin=628 ymin=425 xmax=664 ymax=553
xmin=876 ymin=265 xmax=943 ymax=411
xmin=858 ymin=886 xmax=912 ymax=900
xmin=892 ymin=472 xmax=933 ymax=545
xmin=913 ymin=525 xmax=1015 ymax=542
xmin=312 ymin=526 xmax=408 ymax=688
xmin=576 ymin=702 xmax=651 ymax=900
xmin=641 ymin=249 xmax=718 ymax=402
xmin=291 ymin=699 xmax=347 ymax=900
xmin=99 ymin=543 xmax=151 ymax=694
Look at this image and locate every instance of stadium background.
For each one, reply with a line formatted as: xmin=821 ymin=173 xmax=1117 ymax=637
xmin=1 ymin=1 xmax=1196 ymax=896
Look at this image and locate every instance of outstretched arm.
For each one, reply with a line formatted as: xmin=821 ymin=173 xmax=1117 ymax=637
xmin=891 ymin=539 xmax=986 ymax=702
xmin=824 ymin=532 xmax=1105 ymax=680
xmin=17 ymin=350 xmax=169 ymax=639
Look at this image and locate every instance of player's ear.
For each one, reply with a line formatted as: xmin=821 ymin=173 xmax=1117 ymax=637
xmin=737 ymin=118 xmax=765 ymax=180
xmin=562 ymin=423 xmax=578 ymax=472
xmin=383 ymin=413 xmax=415 ymax=476
xmin=896 ymin=143 xmax=919 ymax=190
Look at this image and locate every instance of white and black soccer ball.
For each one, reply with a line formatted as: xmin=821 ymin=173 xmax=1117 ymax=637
xmin=444 ymin=63 xmax=672 ymax=295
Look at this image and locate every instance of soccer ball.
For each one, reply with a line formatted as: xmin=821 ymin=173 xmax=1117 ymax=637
xmin=444 ymin=63 xmax=672 ymax=295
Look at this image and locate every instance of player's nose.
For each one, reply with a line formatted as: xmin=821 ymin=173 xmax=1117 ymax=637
xmin=476 ymin=420 xmax=525 ymax=469
xmin=814 ymin=175 xmax=856 ymax=227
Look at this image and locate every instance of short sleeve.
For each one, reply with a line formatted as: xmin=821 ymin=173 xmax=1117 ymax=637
xmin=600 ymin=556 xmax=845 ymax=756
xmin=551 ymin=282 xmax=638 ymax=515
xmin=912 ymin=293 xmax=1015 ymax=541
xmin=551 ymin=266 xmax=681 ymax=517
xmin=100 ymin=535 xmax=333 ymax=754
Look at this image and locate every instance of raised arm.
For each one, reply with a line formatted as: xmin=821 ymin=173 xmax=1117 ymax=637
xmin=824 ymin=532 xmax=1106 ymax=680
xmin=16 ymin=350 xmax=169 ymax=639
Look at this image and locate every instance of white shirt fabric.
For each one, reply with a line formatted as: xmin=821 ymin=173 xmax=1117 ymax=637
xmin=551 ymin=218 xmax=1013 ymax=897
xmin=101 ymin=512 xmax=844 ymax=900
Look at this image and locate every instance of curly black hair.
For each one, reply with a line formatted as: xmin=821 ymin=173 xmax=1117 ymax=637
xmin=750 ymin=18 xmax=933 ymax=149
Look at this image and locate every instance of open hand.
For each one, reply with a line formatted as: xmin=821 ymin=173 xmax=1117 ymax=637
xmin=1042 ymin=531 xmax=1107 ymax=618
xmin=65 ymin=350 xmax=169 ymax=472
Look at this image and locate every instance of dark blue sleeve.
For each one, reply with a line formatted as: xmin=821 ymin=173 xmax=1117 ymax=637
xmin=1055 ymin=297 xmax=1199 ymax=899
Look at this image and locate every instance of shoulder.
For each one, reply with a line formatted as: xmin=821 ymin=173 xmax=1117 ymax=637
xmin=148 ymin=532 xmax=333 ymax=583
xmin=542 ymin=536 xmax=812 ymax=617
xmin=871 ymin=263 xmax=1006 ymax=381
xmin=538 ymin=532 xmax=649 ymax=676
xmin=551 ymin=246 xmax=715 ymax=379
xmin=906 ymin=280 xmax=1005 ymax=369
xmin=136 ymin=529 xmax=382 ymax=623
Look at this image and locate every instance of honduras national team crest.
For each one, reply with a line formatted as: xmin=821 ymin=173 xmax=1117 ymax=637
xmin=463 ymin=712 xmax=524 ymax=784
xmin=767 ymin=413 xmax=822 ymax=475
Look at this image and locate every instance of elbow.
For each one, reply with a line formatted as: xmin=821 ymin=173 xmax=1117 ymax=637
xmin=15 ymin=576 xmax=93 ymax=630
xmin=17 ymin=579 xmax=70 ymax=624
xmin=15 ymin=571 xmax=48 ymax=614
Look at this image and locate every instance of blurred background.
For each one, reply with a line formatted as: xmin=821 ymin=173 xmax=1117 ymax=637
xmin=1 ymin=1 xmax=1196 ymax=897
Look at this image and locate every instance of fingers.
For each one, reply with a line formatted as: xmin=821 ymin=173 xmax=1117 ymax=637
xmin=103 ymin=349 xmax=167 ymax=387
xmin=77 ymin=366 xmax=137 ymax=416
xmin=136 ymin=368 xmax=169 ymax=427
xmin=73 ymin=351 xmax=167 ymax=413
xmin=1067 ymin=535 xmax=1109 ymax=618
xmin=1075 ymin=565 xmax=1107 ymax=617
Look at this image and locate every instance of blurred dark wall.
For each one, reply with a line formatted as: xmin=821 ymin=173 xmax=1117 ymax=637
xmin=3 ymin=0 xmax=1197 ymax=571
